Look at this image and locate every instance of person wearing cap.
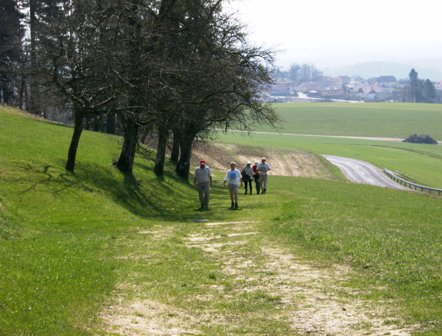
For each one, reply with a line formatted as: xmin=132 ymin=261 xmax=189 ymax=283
xmin=252 ymin=161 xmax=261 ymax=194
xmin=241 ymin=161 xmax=253 ymax=195
xmin=194 ymin=160 xmax=212 ymax=210
xmin=223 ymin=161 xmax=242 ymax=209
xmin=257 ymin=157 xmax=271 ymax=194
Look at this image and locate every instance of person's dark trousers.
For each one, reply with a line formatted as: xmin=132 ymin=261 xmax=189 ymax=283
xmin=253 ymin=176 xmax=260 ymax=194
xmin=244 ymin=179 xmax=252 ymax=194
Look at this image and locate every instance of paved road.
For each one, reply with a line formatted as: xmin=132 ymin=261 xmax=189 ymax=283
xmin=224 ymin=129 xmax=442 ymax=144
xmin=323 ymin=155 xmax=408 ymax=190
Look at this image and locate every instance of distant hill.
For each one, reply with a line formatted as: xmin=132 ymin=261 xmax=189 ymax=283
xmin=324 ymin=61 xmax=442 ymax=81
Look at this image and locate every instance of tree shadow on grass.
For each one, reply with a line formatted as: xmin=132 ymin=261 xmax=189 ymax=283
xmin=11 ymin=158 xmax=220 ymax=222
xmin=76 ymin=162 xmax=199 ymax=221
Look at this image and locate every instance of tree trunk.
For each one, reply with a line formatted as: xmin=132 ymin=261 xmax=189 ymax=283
xmin=65 ymin=107 xmax=84 ymax=172
xmin=29 ymin=0 xmax=41 ymax=115
xmin=154 ymin=126 xmax=169 ymax=176
xmin=106 ymin=112 xmax=117 ymax=134
xmin=116 ymin=116 xmax=139 ymax=174
xmin=176 ymin=133 xmax=194 ymax=179
xmin=170 ymin=130 xmax=180 ymax=163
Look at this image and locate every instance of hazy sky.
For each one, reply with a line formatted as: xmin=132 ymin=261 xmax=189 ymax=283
xmin=227 ymin=0 xmax=442 ymax=69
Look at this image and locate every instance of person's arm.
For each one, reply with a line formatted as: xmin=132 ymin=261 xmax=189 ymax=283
xmin=209 ymin=170 xmax=213 ymax=187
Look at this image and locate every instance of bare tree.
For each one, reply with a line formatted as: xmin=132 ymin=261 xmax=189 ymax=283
xmin=170 ymin=1 xmax=277 ymax=179
xmin=38 ymin=0 xmax=118 ymax=172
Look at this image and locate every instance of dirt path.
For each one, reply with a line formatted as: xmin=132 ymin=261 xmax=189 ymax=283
xmin=101 ymin=221 xmax=417 ymax=335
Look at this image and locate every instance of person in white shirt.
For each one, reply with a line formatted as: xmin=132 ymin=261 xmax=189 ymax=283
xmin=194 ymin=160 xmax=212 ymax=210
xmin=223 ymin=161 xmax=242 ymax=209
xmin=257 ymin=157 xmax=271 ymax=194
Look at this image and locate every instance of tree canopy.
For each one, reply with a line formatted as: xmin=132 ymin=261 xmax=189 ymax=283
xmin=3 ymin=0 xmax=277 ymax=177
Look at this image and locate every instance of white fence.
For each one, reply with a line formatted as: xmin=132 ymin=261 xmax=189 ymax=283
xmin=384 ymin=169 xmax=442 ymax=196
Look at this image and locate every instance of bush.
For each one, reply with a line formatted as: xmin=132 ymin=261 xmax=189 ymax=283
xmin=403 ymin=133 xmax=438 ymax=144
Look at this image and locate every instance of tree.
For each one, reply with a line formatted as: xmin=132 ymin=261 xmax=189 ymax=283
xmin=408 ymin=68 xmax=436 ymax=103
xmin=423 ymin=79 xmax=436 ymax=103
xmin=286 ymin=62 xmax=322 ymax=84
xmin=0 ymin=0 xmax=24 ymax=104
xmin=288 ymin=64 xmax=301 ymax=83
xmin=114 ymin=0 xmax=180 ymax=174
xmin=38 ymin=0 xmax=118 ymax=172
xmin=169 ymin=1 xmax=277 ymax=179
xmin=409 ymin=68 xmax=418 ymax=102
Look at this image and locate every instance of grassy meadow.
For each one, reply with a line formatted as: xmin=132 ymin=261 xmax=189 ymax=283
xmin=256 ymin=102 xmax=442 ymax=139
xmin=0 ymin=106 xmax=441 ymax=335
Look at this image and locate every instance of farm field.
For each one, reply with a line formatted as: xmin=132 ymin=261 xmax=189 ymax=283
xmin=216 ymin=102 xmax=442 ymax=188
xmin=0 ymin=107 xmax=441 ymax=335
xmin=254 ymin=102 xmax=442 ymax=140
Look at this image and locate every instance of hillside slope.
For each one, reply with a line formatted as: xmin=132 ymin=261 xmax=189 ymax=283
xmin=0 ymin=107 xmax=198 ymax=335
xmin=1 ymin=107 xmax=441 ymax=335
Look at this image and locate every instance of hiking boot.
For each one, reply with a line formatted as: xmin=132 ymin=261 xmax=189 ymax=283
xmin=230 ymin=202 xmax=234 ymax=210
xmin=234 ymin=202 xmax=238 ymax=209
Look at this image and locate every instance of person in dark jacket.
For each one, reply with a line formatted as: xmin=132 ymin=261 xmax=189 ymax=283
xmin=241 ymin=161 xmax=253 ymax=195
xmin=252 ymin=161 xmax=261 ymax=194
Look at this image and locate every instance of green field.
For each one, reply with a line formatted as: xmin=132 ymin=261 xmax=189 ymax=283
xmin=1 ymin=106 xmax=442 ymax=335
xmin=216 ymin=102 xmax=442 ymax=189
xmin=255 ymin=102 xmax=442 ymax=139
xmin=217 ymin=131 xmax=442 ymax=188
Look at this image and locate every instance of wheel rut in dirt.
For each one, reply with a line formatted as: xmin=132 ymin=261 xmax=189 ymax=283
xmin=183 ymin=220 xmax=416 ymax=335
xmin=101 ymin=221 xmax=417 ymax=335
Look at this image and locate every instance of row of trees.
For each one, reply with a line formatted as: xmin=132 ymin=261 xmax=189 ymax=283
xmin=1 ymin=0 xmax=277 ymax=178
xmin=409 ymin=68 xmax=437 ymax=103
xmin=273 ymin=63 xmax=323 ymax=84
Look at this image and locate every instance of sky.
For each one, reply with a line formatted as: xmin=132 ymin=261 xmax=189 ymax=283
xmin=226 ymin=0 xmax=442 ymax=71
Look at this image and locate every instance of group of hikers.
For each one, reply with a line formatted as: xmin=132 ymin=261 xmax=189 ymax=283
xmin=193 ymin=158 xmax=271 ymax=210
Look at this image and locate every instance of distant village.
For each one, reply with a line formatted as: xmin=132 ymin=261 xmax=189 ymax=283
xmin=264 ymin=66 xmax=442 ymax=103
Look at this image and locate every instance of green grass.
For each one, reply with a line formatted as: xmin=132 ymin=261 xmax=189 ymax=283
xmin=257 ymin=102 xmax=442 ymax=139
xmin=264 ymin=176 xmax=442 ymax=334
xmin=216 ymin=131 xmax=442 ymax=188
xmin=218 ymin=102 xmax=442 ymax=188
xmin=1 ymin=106 xmax=442 ymax=335
xmin=0 ymin=107 xmax=198 ymax=335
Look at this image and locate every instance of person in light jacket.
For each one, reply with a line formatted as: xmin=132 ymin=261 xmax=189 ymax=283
xmin=223 ymin=161 xmax=242 ymax=209
xmin=194 ymin=160 xmax=212 ymax=210
xmin=257 ymin=157 xmax=271 ymax=194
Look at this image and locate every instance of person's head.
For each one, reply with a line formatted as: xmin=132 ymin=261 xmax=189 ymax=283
xmin=255 ymin=161 xmax=259 ymax=165
xmin=246 ymin=161 xmax=251 ymax=166
xmin=261 ymin=157 xmax=266 ymax=163
xmin=199 ymin=160 xmax=206 ymax=168
xmin=230 ymin=161 xmax=236 ymax=169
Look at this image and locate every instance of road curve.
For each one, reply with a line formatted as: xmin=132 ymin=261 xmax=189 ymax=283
xmin=323 ymin=155 xmax=408 ymax=190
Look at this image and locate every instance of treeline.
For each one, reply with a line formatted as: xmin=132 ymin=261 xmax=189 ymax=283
xmin=0 ymin=0 xmax=277 ymax=177
xmin=408 ymin=69 xmax=437 ymax=103
xmin=273 ymin=63 xmax=323 ymax=84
